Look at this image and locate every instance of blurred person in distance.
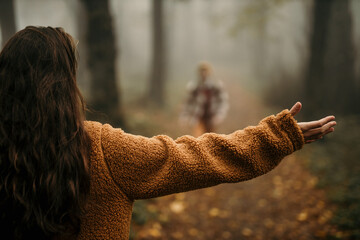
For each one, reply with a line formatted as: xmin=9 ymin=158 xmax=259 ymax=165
xmin=180 ymin=61 xmax=228 ymax=136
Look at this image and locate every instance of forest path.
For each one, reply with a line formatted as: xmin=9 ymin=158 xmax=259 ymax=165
xmin=133 ymin=155 xmax=336 ymax=240
xmin=131 ymin=76 xmax=337 ymax=240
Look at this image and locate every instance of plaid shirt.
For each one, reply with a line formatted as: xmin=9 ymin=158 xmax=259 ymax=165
xmin=180 ymin=79 xmax=228 ymax=127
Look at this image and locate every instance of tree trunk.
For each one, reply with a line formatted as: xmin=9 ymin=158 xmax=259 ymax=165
xmin=305 ymin=0 xmax=358 ymax=118
xmin=76 ymin=0 xmax=90 ymax=94
xmin=0 ymin=0 xmax=16 ymax=47
xmin=148 ymin=0 xmax=166 ymax=107
xmin=81 ymin=0 xmax=125 ymax=128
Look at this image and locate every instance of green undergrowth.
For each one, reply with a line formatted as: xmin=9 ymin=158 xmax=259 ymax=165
xmin=130 ymin=200 xmax=159 ymax=240
xmin=303 ymin=115 xmax=360 ymax=239
xmin=126 ymin=102 xmax=181 ymax=239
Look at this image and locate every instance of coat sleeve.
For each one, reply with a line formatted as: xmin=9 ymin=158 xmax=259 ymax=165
xmin=101 ymin=110 xmax=304 ymax=200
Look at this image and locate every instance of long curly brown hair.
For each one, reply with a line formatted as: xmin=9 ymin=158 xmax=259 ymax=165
xmin=0 ymin=26 xmax=90 ymax=239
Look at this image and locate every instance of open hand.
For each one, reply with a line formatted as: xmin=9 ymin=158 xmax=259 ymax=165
xmin=289 ymin=102 xmax=336 ymax=144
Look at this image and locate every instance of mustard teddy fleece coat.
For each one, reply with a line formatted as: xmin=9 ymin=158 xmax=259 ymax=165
xmin=75 ymin=110 xmax=304 ymax=239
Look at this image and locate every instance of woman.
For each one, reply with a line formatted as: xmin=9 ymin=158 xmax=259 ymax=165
xmin=0 ymin=26 xmax=336 ymax=239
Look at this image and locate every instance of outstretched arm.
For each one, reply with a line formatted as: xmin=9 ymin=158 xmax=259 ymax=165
xmin=289 ymin=102 xmax=336 ymax=143
xmin=99 ymin=102 xmax=335 ymax=200
xmin=101 ymin=110 xmax=305 ymax=200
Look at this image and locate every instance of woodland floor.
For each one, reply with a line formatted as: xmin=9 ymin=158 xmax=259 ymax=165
xmin=131 ymin=154 xmax=339 ymax=240
xmin=127 ymin=76 xmax=342 ymax=240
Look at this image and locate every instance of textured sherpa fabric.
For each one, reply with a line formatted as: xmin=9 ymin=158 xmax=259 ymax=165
xmin=72 ymin=109 xmax=304 ymax=239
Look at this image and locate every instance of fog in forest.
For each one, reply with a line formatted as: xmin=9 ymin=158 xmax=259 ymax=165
xmin=4 ymin=0 xmax=360 ymax=115
xmin=1 ymin=0 xmax=360 ymax=239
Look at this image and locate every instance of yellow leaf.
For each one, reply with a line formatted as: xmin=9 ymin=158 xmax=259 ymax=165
xmin=170 ymin=201 xmax=185 ymax=214
xmin=242 ymin=227 xmax=253 ymax=237
xmin=209 ymin=207 xmax=220 ymax=217
xmin=297 ymin=211 xmax=308 ymax=221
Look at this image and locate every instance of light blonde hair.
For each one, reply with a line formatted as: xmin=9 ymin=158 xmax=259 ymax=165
xmin=197 ymin=61 xmax=213 ymax=73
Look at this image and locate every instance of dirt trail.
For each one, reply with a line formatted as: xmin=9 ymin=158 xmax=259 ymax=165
xmin=131 ymin=78 xmax=338 ymax=239
xmin=133 ymin=154 xmax=337 ymax=240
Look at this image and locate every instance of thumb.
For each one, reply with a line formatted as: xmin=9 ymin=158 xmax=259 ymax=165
xmin=289 ymin=102 xmax=302 ymax=116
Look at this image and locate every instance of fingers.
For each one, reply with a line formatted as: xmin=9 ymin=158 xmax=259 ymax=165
xmin=294 ymin=107 xmax=336 ymax=144
xmin=319 ymin=115 xmax=336 ymax=126
xmin=299 ymin=115 xmax=336 ymax=132
xmin=289 ymin=102 xmax=302 ymax=116
xmin=303 ymin=120 xmax=336 ymax=137
xmin=304 ymin=126 xmax=334 ymax=139
xmin=302 ymin=120 xmax=336 ymax=144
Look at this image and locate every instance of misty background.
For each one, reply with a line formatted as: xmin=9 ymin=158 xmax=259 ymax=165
xmin=3 ymin=0 xmax=360 ymax=123
xmin=1 ymin=0 xmax=360 ymax=239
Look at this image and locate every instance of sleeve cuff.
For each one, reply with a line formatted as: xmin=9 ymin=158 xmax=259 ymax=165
xmin=275 ymin=109 xmax=305 ymax=151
